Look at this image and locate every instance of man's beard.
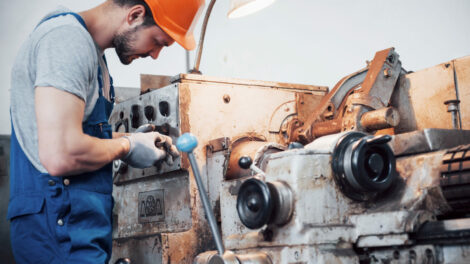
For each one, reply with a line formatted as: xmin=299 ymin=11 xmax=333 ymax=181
xmin=112 ymin=27 xmax=140 ymax=65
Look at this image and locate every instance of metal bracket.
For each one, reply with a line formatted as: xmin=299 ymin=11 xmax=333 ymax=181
xmin=207 ymin=137 xmax=231 ymax=154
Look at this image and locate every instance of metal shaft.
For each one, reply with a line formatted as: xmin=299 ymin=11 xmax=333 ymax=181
xmin=187 ymin=152 xmax=225 ymax=255
xmin=191 ymin=0 xmax=217 ymax=74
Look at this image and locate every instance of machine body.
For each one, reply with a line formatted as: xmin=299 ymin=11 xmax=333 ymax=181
xmin=109 ymin=49 xmax=470 ymax=263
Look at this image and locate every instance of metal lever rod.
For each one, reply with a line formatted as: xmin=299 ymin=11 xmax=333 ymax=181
xmin=176 ymin=133 xmax=225 ymax=256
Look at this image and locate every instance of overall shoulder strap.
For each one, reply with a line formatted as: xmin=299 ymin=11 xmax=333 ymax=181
xmin=37 ymin=12 xmax=87 ymax=30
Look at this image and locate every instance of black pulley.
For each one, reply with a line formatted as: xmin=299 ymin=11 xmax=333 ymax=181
xmin=237 ymin=178 xmax=273 ymax=229
xmin=332 ymin=132 xmax=396 ymax=201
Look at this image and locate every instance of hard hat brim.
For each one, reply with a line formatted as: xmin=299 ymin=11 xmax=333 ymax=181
xmin=159 ymin=23 xmax=196 ymax=50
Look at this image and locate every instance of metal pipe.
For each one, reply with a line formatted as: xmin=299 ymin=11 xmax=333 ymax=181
xmin=452 ymin=65 xmax=463 ymax=129
xmin=312 ymin=119 xmax=342 ymax=138
xmin=185 ymin=50 xmax=191 ymax=73
xmin=191 ymin=0 xmax=217 ymax=74
xmin=360 ymin=107 xmax=400 ymax=131
xmin=187 ymin=152 xmax=225 ymax=255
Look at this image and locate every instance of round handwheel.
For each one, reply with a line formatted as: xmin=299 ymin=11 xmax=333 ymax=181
xmin=237 ymin=178 xmax=273 ymax=229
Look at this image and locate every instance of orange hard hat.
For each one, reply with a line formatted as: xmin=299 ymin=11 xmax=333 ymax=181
xmin=144 ymin=0 xmax=205 ymax=50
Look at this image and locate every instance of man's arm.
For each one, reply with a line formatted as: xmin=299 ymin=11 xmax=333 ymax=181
xmin=113 ymin=132 xmax=130 ymax=138
xmin=36 ymin=86 xmax=130 ymax=176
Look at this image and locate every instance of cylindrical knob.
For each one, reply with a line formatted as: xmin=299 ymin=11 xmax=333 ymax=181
xmin=238 ymin=156 xmax=253 ymax=169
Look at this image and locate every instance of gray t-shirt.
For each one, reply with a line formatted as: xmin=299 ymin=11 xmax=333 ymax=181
xmin=10 ymin=7 xmax=108 ymax=173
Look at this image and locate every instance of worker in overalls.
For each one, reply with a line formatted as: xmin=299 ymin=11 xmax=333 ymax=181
xmin=8 ymin=0 xmax=204 ymax=263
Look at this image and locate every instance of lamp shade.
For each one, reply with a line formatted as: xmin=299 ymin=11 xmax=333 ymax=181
xmin=227 ymin=0 xmax=276 ymax=19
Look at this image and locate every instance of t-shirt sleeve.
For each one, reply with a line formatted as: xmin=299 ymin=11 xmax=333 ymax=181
xmin=34 ymin=25 xmax=96 ymax=103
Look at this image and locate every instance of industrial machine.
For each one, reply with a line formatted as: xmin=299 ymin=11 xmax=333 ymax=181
xmin=109 ymin=48 xmax=470 ymax=263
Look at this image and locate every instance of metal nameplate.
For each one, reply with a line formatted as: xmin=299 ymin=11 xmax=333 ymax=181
xmin=138 ymin=189 xmax=165 ymax=223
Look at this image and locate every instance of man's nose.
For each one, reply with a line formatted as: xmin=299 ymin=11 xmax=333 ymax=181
xmin=150 ymin=47 xmax=163 ymax=60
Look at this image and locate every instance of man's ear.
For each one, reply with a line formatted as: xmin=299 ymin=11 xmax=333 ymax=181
xmin=126 ymin=4 xmax=146 ymax=27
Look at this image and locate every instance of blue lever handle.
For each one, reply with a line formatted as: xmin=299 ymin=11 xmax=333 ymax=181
xmin=175 ymin=132 xmax=225 ymax=255
xmin=176 ymin=133 xmax=198 ymax=153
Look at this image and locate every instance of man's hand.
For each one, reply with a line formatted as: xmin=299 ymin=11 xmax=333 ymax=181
xmin=122 ymin=130 xmax=179 ymax=169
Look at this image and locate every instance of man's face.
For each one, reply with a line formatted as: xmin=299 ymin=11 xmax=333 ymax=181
xmin=113 ymin=24 xmax=175 ymax=65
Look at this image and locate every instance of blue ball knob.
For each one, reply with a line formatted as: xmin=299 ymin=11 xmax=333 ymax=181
xmin=176 ymin=133 xmax=198 ymax=153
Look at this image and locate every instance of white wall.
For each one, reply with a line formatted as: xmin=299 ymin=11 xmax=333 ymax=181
xmin=1 ymin=0 xmax=470 ymax=135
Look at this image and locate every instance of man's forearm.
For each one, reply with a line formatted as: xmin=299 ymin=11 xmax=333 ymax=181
xmin=113 ymin=131 xmax=130 ymax=138
xmin=40 ymin=131 xmax=130 ymax=176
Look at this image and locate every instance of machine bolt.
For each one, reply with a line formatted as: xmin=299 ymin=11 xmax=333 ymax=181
xmin=223 ymin=94 xmax=231 ymax=104
xmin=294 ymin=251 xmax=300 ymax=260
xmin=384 ymin=68 xmax=392 ymax=78
xmin=444 ymin=99 xmax=461 ymax=129
xmin=393 ymin=250 xmax=400 ymax=259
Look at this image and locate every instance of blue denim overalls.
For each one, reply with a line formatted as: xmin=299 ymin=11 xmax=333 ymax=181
xmin=8 ymin=12 xmax=115 ymax=264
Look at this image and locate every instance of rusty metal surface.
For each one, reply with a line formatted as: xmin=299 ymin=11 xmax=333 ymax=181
xmin=340 ymin=48 xmax=402 ymax=134
xmin=365 ymin=150 xmax=449 ymax=215
xmin=229 ymin=245 xmax=359 ymax=264
xmin=109 ymin=84 xmax=182 ymax=184
xmin=360 ymin=107 xmax=400 ymax=131
xmin=113 ymin=170 xmax=191 ymax=238
xmin=207 ymin=137 xmax=230 ymax=153
xmin=140 ymin=74 xmax=172 ymax=94
xmin=288 ymin=48 xmax=402 ymax=144
xmin=295 ymin=92 xmax=324 ymax=124
xmin=171 ymin=73 xmax=328 ymax=93
xmin=225 ymin=140 xmax=284 ymax=180
xmin=287 ymin=68 xmax=368 ymax=143
xmin=356 ymin=233 xmax=410 ymax=247
xmin=221 ymin=151 xmax=361 ymax=250
xmin=359 ymin=48 xmax=401 ymax=104
xmin=361 ymin=245 xmax=438 ymax=263
xmin=440 ymin=144 xmax=470 ymax=214
xmin=110 ymin=75 xmax=325 ymax=263
xmin=454 ymin=56 xmax=470 ymax=130
xmin=111 ymin=235 xmax=165 ymax=264
xmin=110 ymin=50 xmax=470 ymax=263
xmin=389 ymin=129 xmax=470 ymax=156
xmin=311 ymin=119 xmax=342 ymax=138
xmin=219 ymin=131 xmax=470 ymax=262
xmin=113 ymin=86 xmax=140 ymax=103
xmin=392 ymin=61 xmax=458 ymax=133
xmin=268 ymin=100 xmax=296 ymax=134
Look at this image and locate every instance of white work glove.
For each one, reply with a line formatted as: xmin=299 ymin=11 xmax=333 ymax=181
xmin=122 ymin=125 xmax=179 ymax=169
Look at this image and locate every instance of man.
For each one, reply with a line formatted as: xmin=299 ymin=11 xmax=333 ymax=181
xmin=8 ymin=0 xmax=204 ymax=263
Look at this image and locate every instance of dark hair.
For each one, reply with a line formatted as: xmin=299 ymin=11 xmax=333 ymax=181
xmin=112 ymin=0 xmax=156 ymax=27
